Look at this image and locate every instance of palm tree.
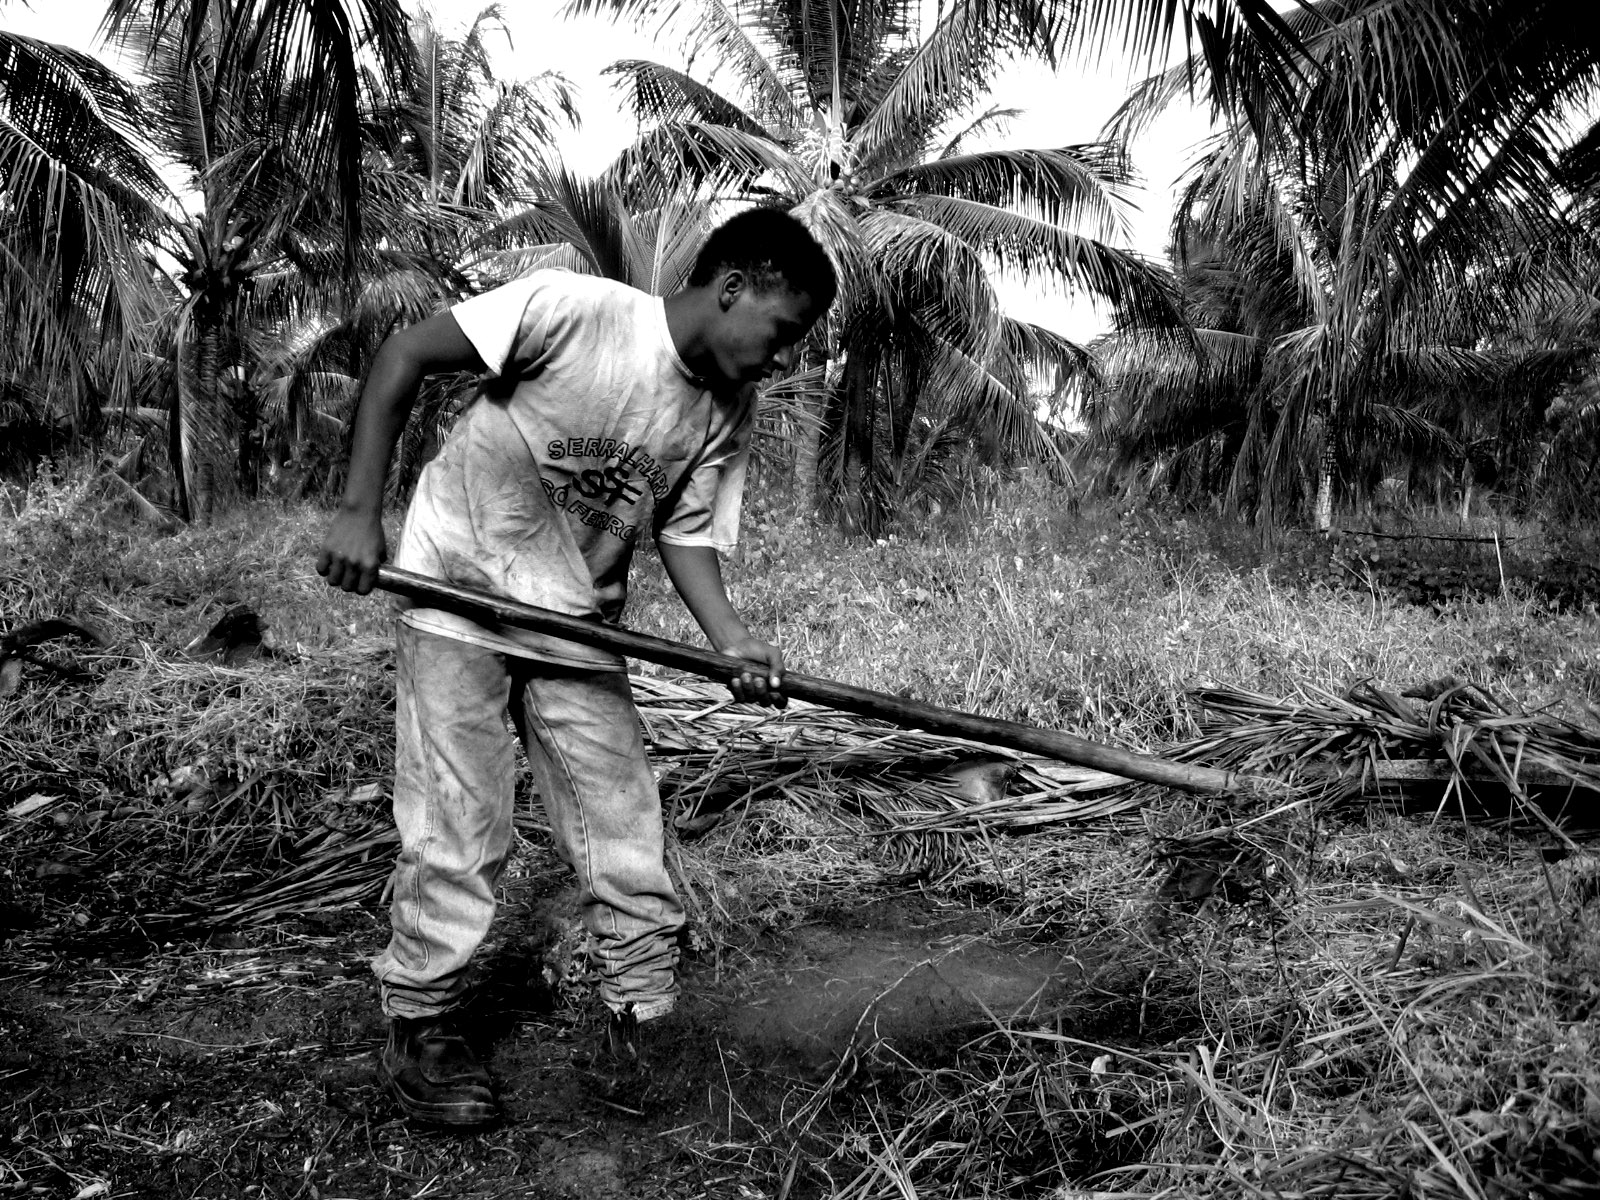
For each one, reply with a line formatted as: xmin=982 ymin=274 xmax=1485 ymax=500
xmin=1083 ymin=123 xmax=1600 ymax=527
xmin=1432 ymin=228 xmax=1600 ymax=520
xmin=1081 ymin=205 xmax=1477 ymax=521
xmin=569 ymin=0 xmax=1315 ymax=138
xmin=1106 ymin=0 xmax=1600 ymax=527
xmin=89 ymin=0 xmax=415 ymax=517
xmin=253 ymin=6 xmax=579 ymax=499
xmin=579 ymin=0 xmax=1177 ymax=530
xmin=1 ymin=0 xmax=1317 ymax=489
xmin=0 ymin=29 xmax=168 ymax=449
xmin=104 ymin=0 xmax=414 ymax=268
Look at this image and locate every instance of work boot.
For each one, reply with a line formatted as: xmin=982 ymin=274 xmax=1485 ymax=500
xmin=381 ymin=1014 xmax=500 ymax=1127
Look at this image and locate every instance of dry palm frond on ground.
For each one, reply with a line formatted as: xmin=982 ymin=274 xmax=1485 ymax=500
xmin=636 ymin=674 xmax=1136 ymax=864
xmin=9 ymin=625 xmax=1600 ymax=945
xmin=1178 ymin=679 xmax=1600 ymax=830
xmin=1 ymin=647 xmax=1140 ymax=944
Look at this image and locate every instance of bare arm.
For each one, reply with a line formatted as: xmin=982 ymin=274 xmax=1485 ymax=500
xmin=658 ymin=541 xmax=784 ymax=706
xmin=316 ymin=311 xmax=486 ymax=594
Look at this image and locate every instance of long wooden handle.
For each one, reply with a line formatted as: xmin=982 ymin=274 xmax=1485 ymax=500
xmin=376 ymin=565 xmax=1254 ymax=796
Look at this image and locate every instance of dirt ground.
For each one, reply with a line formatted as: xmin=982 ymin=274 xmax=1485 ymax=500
xmin=3 ymin=874 xmax=1073 ymax=1200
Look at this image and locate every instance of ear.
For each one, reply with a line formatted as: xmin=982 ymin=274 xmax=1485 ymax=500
xmin=716 ymin=269 xmax=746 ymax=311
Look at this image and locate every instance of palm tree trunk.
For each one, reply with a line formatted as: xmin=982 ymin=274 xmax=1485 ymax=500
xmin=164 ymin=366 xmax=187 ymax=519
xmin=794 ymin=357 xmax=839 ymax=513
xmin=840 ymin=349 xmax=877 ymax=535
xmin=175 ymin=309 xmax=238 ymax=522
xmin=887 ymin=342 xmax=921 ymax=480
xmin=1314 ymin=433 xmax=1336 ymax=532
xmin=794 ymin=390 xmax=822 ymax=509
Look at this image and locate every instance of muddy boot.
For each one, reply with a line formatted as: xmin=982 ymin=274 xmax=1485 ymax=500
xmin=382 ymin=1015 xmax=500 ymax=1127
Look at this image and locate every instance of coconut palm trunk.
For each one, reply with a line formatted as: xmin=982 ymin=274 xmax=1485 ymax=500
xmin=887 ymin=334 xmax=925 ymax=478
xmin=840 ymin=348 xmax=880 ymax=535
xmin=174 ymin=298 xmax=240 ymax=521
xmin=791 ymin=351 xmax=835 ymax=512
xmin=1313 ymin=430 xmax=1337 ymax=532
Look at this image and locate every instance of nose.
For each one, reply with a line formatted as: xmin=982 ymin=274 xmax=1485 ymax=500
xmin=770 ymin=344 xmax=799 ymax=373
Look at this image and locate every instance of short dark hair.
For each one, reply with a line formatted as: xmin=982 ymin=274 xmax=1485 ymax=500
xmin=689 ymin=207 xmax=837 ymax=312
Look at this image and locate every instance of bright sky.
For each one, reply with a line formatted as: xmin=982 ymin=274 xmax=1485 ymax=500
xmin=3 ymin=0 xmax=1215 ymax=341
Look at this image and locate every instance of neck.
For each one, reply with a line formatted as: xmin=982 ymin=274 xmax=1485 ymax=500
xmin=664 ymin=290 xmax=716 ymax=383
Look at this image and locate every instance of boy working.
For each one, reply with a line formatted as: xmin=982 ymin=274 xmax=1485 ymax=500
xmin=316 ymin=207 xmax=836 ymax=1126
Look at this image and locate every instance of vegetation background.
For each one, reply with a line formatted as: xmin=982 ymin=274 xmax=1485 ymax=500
xmin=3 ymin=1 xmax=1600 ymax=1198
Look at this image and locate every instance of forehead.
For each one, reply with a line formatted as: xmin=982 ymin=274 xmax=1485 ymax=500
xmin=749 ymin=284 xmax=821 ymax=328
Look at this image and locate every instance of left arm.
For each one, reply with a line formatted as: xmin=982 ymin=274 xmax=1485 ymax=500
xmin=658 ymin=541 xmax=784 ymax=707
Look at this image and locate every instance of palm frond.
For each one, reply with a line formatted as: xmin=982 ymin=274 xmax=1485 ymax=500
xmin=453 ymin=73 xmax=578 ymax=208
xmin=1102 ymin=56 xmax=1206 ymax=145
xmin=870 ymin=144 xmax=1137 ymax=242
xmin=779 ymin=0 xmax=895 ymax=113
xmin=0 ymin=32 xmax=169 ymax=417
xmin=517 ymin=166 xmax=630 ymax=282
xmin=613 ymin=190 xmax=715 ymax=295
xmin=1174 ymin=133 xmax=1330 ymax=328
xmin=487 ymin=170 xmax=716 ymax=294
xmin=789 ymin=186 xmax=888 ymax=318
xmin=860 ymin=208 xmax=1004 ymax=356
xmin=105 ymin=0 xmax=415 ymax=264
xmin=1076 ymin=0 xmax=1314 ymax=131
xmin=750 ymin=361 xmax=828 ymax=478
xmin=918 ymin=332 xmax=1056 ymax=464
xmin=1350 ymin=400 xmax=1460 ymax=471
xmin=1372 ymin=341 xmax=1499 ymax=398
xmin=898 ymin=193 xmax=1183 ymax=329
xmin=605 ymin=120 xmax=808 ymax=200
xmin=1002 ymin=316 xmax=1096 ymax=414
xmin=0 ymin=32 xmax=167 ymax=205
xmin=605 ymin=58 xmax=771 ymax=137
xmin=679 ymin=0 xmax=801 ymax=130
xmin=1557 ymin=115 xmax=1600 ymax=191
xmin=1371 ymin=96 xmax=1585 ymax=318
xmin=937 ymin=104 xmax=1023 ymax=159
xmin=851 ymin=0 xmax=1012 ymax=169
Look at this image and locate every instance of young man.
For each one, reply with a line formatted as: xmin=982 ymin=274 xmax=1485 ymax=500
xmin=316 ymin=208 xmax=835 ymax=1126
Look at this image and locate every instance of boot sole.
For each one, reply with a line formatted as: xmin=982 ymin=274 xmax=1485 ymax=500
xmin=385 ymin=1075 xmax=500 ymax=1127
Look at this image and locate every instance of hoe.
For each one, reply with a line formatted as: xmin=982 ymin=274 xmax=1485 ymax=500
xmin=377 ymin=566 xmax=1276 ymax=799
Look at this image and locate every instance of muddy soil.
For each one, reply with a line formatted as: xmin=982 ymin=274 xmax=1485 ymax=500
xmin=3 ymin=887 xmax=1079 ymax=1199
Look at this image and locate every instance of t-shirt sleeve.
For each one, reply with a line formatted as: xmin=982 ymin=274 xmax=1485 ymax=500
xmin=655 ymin=397 xmax=754 ymax=553
xmin=450 ymin=272 xmax=568 ymax=378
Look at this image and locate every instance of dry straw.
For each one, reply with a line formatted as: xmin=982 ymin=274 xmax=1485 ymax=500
xmin=4 ymin=655 xmax=1145 ymax=948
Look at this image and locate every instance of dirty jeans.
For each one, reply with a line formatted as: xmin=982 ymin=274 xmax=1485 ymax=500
xmin=374 ymin=624 xmax=682 ymax=1021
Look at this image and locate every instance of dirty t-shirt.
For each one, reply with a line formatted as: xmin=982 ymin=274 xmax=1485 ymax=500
xmin=393 ymin=270 xmax=753 ymax=669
